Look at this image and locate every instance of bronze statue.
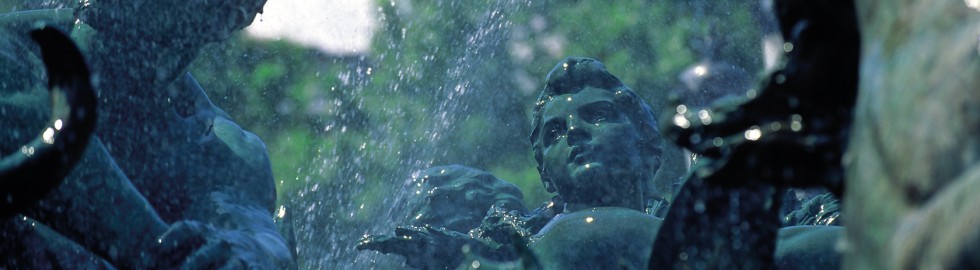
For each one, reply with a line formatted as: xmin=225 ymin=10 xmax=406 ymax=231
xmin=360 ymin=56 xmax=846 ymax=269
xmin=526 ymin=57 xmax=665 ymax=269
xmin=0 ymin=1 xmax=292 ymax=268
xmin=0 ymin=27 xmax=97 ymax=218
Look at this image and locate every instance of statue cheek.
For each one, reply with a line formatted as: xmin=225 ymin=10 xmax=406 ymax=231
xmin=543 ymin=145 xmax=566 ymax=162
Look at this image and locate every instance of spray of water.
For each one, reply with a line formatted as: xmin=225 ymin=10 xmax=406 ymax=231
xmin=282 ymin=1 xmax=526 ymax=268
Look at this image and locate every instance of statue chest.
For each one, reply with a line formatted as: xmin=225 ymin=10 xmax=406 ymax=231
xmin=529 ymin=207 xmax=662 ymax=269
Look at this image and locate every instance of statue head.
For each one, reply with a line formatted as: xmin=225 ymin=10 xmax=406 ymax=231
xmin=408 ymin=165 xmax=528 ymax=233
xmin=529 ymin=57 xmax=663 ymax=211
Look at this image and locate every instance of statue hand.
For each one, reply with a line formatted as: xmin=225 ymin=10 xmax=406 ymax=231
xmin=357 ymin=225 xmax=471 ymax=269
xmin=177 ymin=236 xmax=248 ymax=270
xmin=155 ymin=220 xmax=279 ymax=270
xmin=153 ymin=221 xmax=213 ymax=268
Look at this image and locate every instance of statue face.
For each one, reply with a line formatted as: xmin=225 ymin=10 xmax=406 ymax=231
xmin=536 ymin=87 xmax=646 ymax=205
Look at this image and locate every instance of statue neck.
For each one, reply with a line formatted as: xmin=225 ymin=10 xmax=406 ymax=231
xmin=563 ymin=190 xmax=645 ymax=213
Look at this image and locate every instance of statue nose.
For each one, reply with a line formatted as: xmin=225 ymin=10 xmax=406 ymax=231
xmin=566 ymin=124 xmax=591 ymax=146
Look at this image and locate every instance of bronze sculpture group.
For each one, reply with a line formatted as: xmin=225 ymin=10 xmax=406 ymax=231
xmin=360 ymin=56 xmax=843 ymax=269
xmin=3 ymin=0 xmax=979 ymax=269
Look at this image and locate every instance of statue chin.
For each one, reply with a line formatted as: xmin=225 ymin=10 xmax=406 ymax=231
xmin=569 ymin=161 xmax=603 ymax=179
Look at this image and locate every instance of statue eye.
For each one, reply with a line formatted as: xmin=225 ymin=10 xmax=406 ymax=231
xmin=593 ymin=110 xmax=611 ymax=122
xmin=585 ymin=103 xmax=621 ymax=124
xmin=543 ymin=121 xmax=566 ymax=147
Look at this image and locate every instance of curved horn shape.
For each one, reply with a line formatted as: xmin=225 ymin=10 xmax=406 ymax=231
xmin=0 ymin=26 xmax=97 ymax=217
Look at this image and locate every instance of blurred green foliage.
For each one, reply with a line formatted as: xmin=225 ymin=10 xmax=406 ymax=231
xmin=190 ymin=1 xmax=767 ymax=267
xmin=2 ymin=0 xmax=768 ymax=268
xmin=194 ymin=0 xmax=765 ymax=206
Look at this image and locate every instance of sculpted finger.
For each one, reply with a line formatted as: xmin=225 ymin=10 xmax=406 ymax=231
xmin=179 ymin=239 xmax=236 ymax=270
xmin=394 ymin=226 xmax=429 ymax=239
xmin=357 ymin=234 xmax=400 ymax=252
xmin=153 ymin=221 xmax=215 ymax=268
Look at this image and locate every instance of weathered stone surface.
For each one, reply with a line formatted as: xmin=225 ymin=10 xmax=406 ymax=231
xmin=845 ymin=1 xmax=980 ymax=269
